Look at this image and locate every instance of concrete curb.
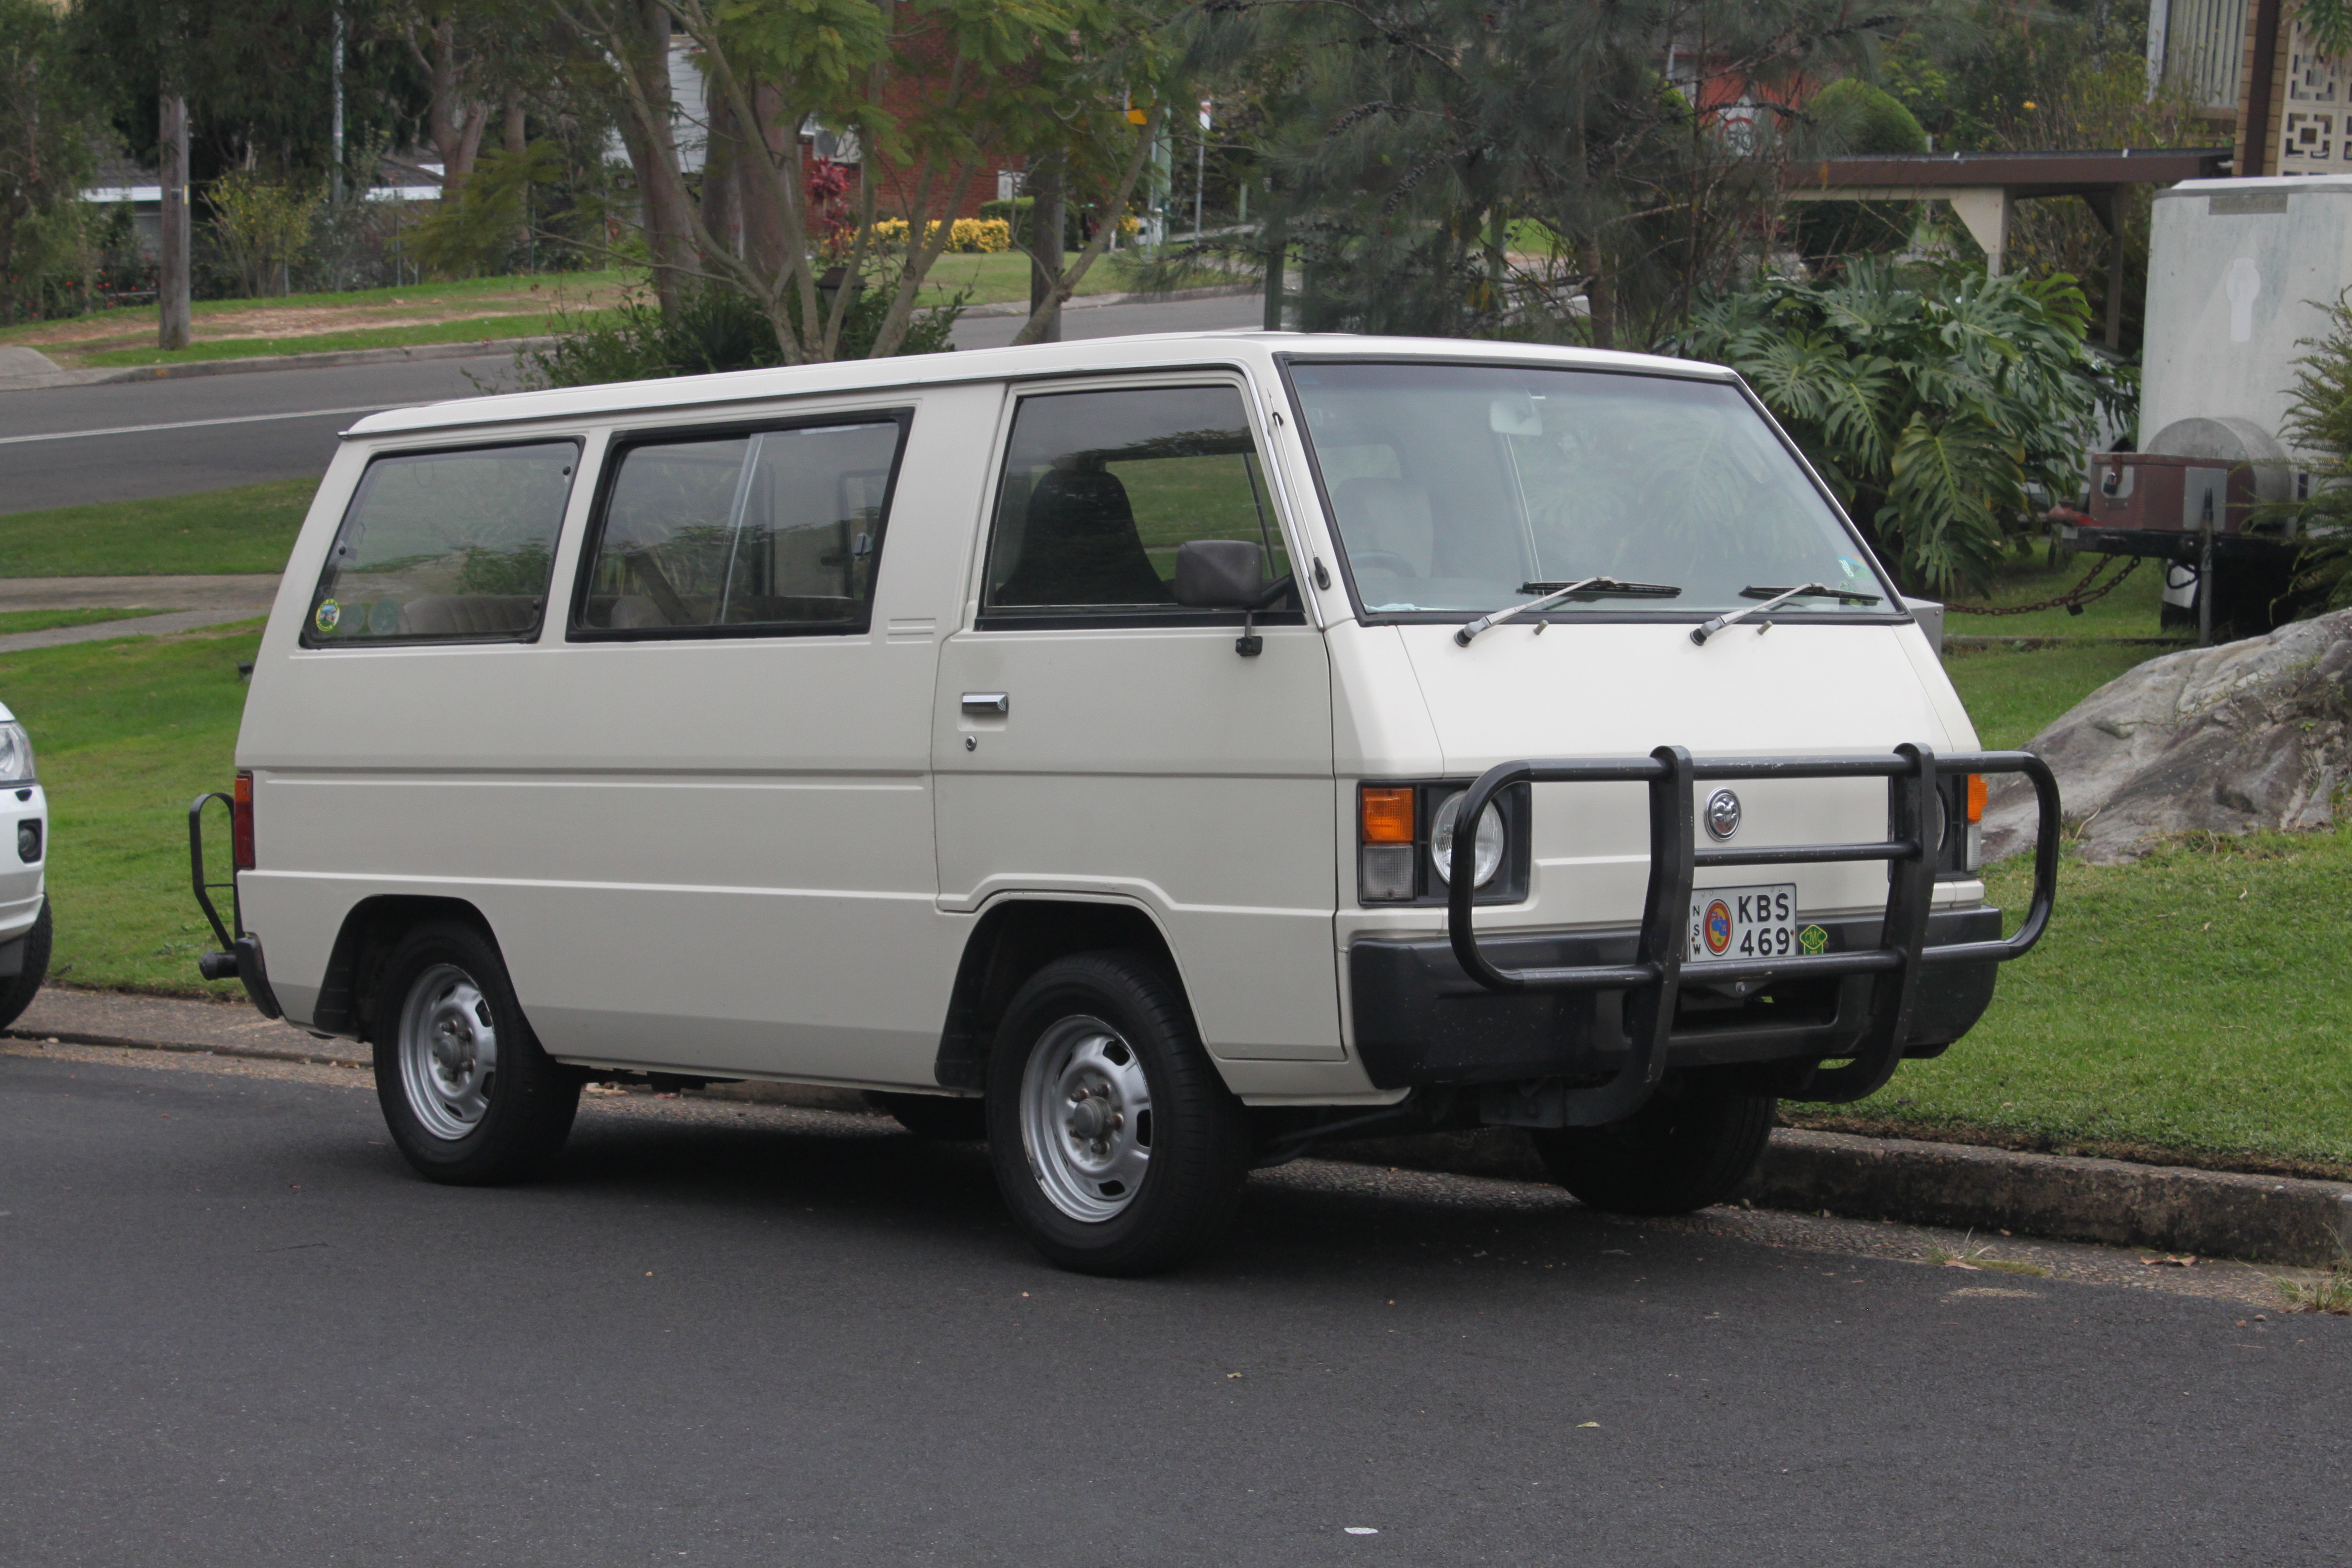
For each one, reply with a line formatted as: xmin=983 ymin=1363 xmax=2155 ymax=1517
xmin=1319 ymin=1125 xmax=2352 ymax=1268
xmin=16 ymin=988 xmax=2344 ymax=1266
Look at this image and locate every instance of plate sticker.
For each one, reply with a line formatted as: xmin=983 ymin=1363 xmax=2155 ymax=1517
xmin=1688 ymin=883 xmax=1797 ymax=962
xmin=314 ymin=598 xmax=341 ymax=634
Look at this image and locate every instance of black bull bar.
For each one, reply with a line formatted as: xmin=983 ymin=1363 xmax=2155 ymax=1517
xmin=1444 ymin=745 xmax=2059 ymax=1126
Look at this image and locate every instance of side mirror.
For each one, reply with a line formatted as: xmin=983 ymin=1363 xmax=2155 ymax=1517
xmin=1173 ymin=539 xmax=1265 ymax=608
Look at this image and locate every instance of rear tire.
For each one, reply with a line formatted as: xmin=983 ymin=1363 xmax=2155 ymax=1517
xmin=0 ymin=898 xmax=51 ymax=1031
xmin=372 ymin=920 xmax=581 ymax=1186
xmin=871 ymin=1091 xmax=988 ymax=1142
xmin=986 ymin=951 xmax=1249 ymax=1276
xmin=1531 ymin=1077 xmax=1774 ymax=1216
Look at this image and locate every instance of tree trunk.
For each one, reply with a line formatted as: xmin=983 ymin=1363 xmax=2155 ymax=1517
xmin=701 ymin=77 xmax=743 ymax=259
xmin=158 ymin=89 xmax=191 ymax=351
xmin=1026 ymin=151 xmax=1064 ymax=343
xmin=624 ymin=0 xmax=696 ymax=316
xmin=422 ymin=17 xmax=488 ymax=200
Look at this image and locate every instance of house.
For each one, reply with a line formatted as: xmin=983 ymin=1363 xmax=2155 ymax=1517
xmin=2148 ymin=0 xmax=2352 ymax=176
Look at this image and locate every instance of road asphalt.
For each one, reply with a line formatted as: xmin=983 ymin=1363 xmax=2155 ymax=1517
xmin=0 ymin=294 xmax=1270 ymax=515
xmin=1 ymin=1038 xmax=2344 ymax=1567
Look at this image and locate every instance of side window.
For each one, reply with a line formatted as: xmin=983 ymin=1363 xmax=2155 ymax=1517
xmin=980 ymin=384 xmax=1286 ymax=619
xmin=305 ymin=440 xmax=579 ymax=645
xmin=574 ymin=414 xmax=908 ymax=637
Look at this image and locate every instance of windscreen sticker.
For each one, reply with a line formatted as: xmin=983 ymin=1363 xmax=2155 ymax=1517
xmin=313 ymin=599 xmax=341 ymax=634
xmin=1836 ymin=557 xmax=1865 ymax=580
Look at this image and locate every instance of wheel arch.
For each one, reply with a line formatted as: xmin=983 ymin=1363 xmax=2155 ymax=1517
xmin=311 ymin=894 xmax=500 ymax=1041
xmin=933 ymin=897 xmax=1186 ymax=1091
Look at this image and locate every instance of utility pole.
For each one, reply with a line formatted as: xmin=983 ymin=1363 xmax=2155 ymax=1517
xmin=1192 ymin=99 xmax=1209 ymax=240
xmin=159 ymin=88 xmax=191 ymax=351
xmin=331 ymin=3 xmax=346 ymax=204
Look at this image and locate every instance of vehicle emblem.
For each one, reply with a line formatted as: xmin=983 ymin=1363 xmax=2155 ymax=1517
xmin=1704 ymin=788 xmax=1741 ymax=840
xmin=1703 ymin=899 xmax=1733 ymax=956
xmin=1799 ymin=924 xmax=1830 ymax=956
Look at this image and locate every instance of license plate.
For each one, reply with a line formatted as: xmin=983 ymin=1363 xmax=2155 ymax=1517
xmin=1688 ymin=883 xmax=1797 ymax=962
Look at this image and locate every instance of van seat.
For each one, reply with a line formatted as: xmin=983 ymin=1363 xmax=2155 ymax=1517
xmin=400 ymin=594 xmax=539 ymax=637
xmin=608 ymin=594 xmax=667 ymax=629
xmin=1331 ymin=478 xmax=1435 ymax=578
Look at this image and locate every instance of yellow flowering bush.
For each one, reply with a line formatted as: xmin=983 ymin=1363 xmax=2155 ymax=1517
xmin=868 ymin=217 xmax=1012 ymax=253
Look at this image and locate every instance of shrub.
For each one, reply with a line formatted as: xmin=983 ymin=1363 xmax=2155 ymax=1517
xmin=208 ymin=171 xmax=323 ymax=298
xmin=979 ymin=195 xmax=1084 ymax=253
xmin=1792 ymin=79 xmax=1930 ymax=269
xmin=516 ymin=278 xmax=959 ymax=390
xmin=1674 ymin=258 xmax=2125 ymax=596
xmin=868 ymin=217 xmax=1011 ymax=254
xmin=2254 ymin=287 xmax=2352 ymax=616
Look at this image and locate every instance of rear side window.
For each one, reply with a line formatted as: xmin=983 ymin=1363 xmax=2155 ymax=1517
xmin=304 ymin=440 xmax=580 ymax=646
xmin=572 ymin=412 xmax=910 ymax=638
xmin=980 ymin=384 xmax=1287 ymax=623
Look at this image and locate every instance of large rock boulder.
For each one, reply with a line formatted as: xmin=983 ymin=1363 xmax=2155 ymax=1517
xmin=1981 ymin=607 xmax=2352 ymax=865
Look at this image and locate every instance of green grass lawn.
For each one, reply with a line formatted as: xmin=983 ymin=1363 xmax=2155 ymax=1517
xmin=0 ymin=479 xmax=317 ymax=576
xmin=6 ymin=255 xmax=1228 ymax=370
xmin=0 ymin=607 xmax=165 ymax=635
xmin=76 ymin=312 xmax=609 ymax=368
xmin=1794 ymin=823 xmax=2352 ymax=1178
xmin=916 ymin=250 xmax=1234 ymax=307
xmin=1 ymin=621 xmax=259 ymax=999
xmin=1943 ymin=641 xmax=2168 ymax=749
xmin=1942 ymin=549 xmax=2179 ymax=641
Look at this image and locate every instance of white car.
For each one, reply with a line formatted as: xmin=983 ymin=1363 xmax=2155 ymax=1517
xmin=0 ymin=704 xmax=49 ymax=1028
xmin=193 ymin=331 xmax=2058 ymax=1274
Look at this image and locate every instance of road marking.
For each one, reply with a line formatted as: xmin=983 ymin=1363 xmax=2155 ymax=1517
xmin=0 ymin=404 xmax=394 ymax=447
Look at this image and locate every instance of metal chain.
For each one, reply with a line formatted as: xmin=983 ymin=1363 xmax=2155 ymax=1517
xmin=1942 ymin=552 xmax=2143 ymax=617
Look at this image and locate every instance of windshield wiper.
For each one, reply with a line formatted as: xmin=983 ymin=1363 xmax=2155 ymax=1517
xmin=1455 ymin=577 xmax=1682 ymax=646
xmin=1690 ymin=582 xmax=1883 ymax=645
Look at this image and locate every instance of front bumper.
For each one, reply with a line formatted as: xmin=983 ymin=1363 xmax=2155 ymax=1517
xmin=1424 ymin=743 xmax=2057 ymax=1122
xmin=1350 ymin=905 xmax=2000 ymax=1089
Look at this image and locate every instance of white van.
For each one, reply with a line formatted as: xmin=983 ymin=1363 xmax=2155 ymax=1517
xmin=192 ymin=332 xmax=2056 ymax=1274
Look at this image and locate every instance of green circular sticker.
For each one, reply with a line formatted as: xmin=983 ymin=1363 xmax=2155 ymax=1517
xmin=314 ymin=598 xmax=341 ymax=634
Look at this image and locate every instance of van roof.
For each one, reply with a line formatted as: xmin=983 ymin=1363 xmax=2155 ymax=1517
xmin=345 ymin=330 xmax=1739 ymax=439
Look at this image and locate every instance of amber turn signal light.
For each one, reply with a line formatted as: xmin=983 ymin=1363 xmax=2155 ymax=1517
xmin=1965 ymin=773 xmax=1986 ymax=824
xmin=1360 ymin=785 xmax=1416 ymax=844
xmin=232 ymin=769 xmax=256 ymax=871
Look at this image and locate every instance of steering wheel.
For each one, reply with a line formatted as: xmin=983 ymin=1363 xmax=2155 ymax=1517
xmin=1350 ymin=550 xmax=1419 ymax=577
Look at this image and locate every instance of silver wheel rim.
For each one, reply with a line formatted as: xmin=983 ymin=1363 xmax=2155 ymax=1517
xmin=1019 ymin=1014 xmax=1152 ymax=1223
xmin=398 ymin=963 xmax=499 ymax=1141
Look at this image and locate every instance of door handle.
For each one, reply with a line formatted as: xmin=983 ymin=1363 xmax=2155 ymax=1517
xmin=961 ymin=692 xmax=1009 ymax=716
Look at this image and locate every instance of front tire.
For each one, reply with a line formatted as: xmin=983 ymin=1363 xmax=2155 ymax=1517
xmin=985 ymin=952 xmax=1249 ymax=1276
xmin=0 ymin=898 xmax=52 ymax=1031
xmin=1531 ymin=1076 xmax=1775 ymax=1216
xmin=372 ymin=920 xmax=581 ymax=1186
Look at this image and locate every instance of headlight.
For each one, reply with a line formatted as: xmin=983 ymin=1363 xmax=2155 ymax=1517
xmin=1429 ymin=790 xmax=1505 ymax=887
xmin=0 ymin=722 xmax=35 ymax=785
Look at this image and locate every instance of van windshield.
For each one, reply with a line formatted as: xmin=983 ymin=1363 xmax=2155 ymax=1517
xmin=1288 ymin=361 xmax=1896 ymax=622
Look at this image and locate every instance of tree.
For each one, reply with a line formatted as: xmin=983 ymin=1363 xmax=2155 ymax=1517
xmin=0 ymin=0 xmax=98 ymax=325
xmin=1217 ymin=0 xmax=1911 ymax=349
xmin=551 ymin=0 xmax=1186 ymax=361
